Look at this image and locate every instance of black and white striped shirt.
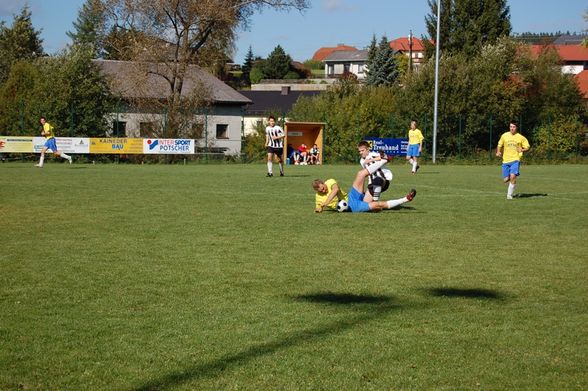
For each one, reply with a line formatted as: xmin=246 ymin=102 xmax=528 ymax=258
xmin=361 ymin=152 xmax=393 ymax=183
xmin=265 ymin=125 xmax=284 ymax=149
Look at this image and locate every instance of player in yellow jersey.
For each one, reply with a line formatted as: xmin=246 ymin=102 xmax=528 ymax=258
xmin=496 ymin=122 xmax=530 ymax=199
xmin=312 ymin=178 xmax=348 ymax=213
xmin=406 ymin=120 xmax=424 ymax=174
xmin=36 ymin=117 xmax=72 ymax=167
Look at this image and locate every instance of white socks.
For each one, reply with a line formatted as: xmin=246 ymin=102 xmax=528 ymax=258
xmin=267 ymin=161 xmax=272 ymax=174
xmin=61 ymin=153 xmax=71 ymax=160
xmin=386 ymin=197 xmax=408 ymax=209
xmin=279 ymin=162 xmax=283 ymax=174
xmin=38 ymin=155 xmax=45 ymax=167
xmin=412 ymin=161 xmax=418 ymax=172
xmin=507 ymin=183 xmax=516 ymax=198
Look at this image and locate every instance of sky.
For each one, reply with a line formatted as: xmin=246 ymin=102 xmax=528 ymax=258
xmin=1 ymin=0 xmax=586 ymax=64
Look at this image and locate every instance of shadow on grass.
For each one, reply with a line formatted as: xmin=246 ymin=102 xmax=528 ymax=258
xmin=389 ymin=205 xmax=416 ymax=211
xmin=134 ymin=292 xmax=399 ymax=391
xmin=514 ymin=193 xmax=548 ymax=198
xmin=424 ymin=287 xmax=506 ymax=300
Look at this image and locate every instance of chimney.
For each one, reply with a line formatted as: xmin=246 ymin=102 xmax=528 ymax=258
xmin=281 ymin=86 xmax=291 ymax=95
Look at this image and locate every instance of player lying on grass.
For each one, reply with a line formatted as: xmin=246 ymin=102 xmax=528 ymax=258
xmin=313 ymin=170 xmax=415 ymax=213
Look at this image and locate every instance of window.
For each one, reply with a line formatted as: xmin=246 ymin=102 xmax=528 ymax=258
xmin=216 ymin=124 xmax=229 ymax=139
xmin=112 ymin=121 xmax=126 ymax=137
xmin=343 ymin=63 xmax=351 ymax=73
xmin=327 ymin=64 xmax=334 ymax=76
xmin=358 ymin=64 xmax=365 ymax=74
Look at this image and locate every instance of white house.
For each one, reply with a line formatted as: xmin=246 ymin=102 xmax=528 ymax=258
xmin=93 ymin=59 xmax=251 ymax=155
xmin=323 ymin=50 xmax=369 ymax=80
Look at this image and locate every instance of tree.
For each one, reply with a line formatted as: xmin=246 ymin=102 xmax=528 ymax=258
xmin=97 ymin=0 xmax=309 ymax=136
xmin=264 ymin=45 xmax=292 ymax=79
xmin=0 ymin=48 xmax=113 ymax=137
xmin=241 ymin=45 xmax=254 ymax=85
xmin=67 ymin=0 xmax=107 ymax=58
xmin=0 ymin=6 xmax=44 ymax=83
xmin=424 ymin=0 xmax=511 ymax=57
xmin=365 ymin=35 xmax=398 ymax=87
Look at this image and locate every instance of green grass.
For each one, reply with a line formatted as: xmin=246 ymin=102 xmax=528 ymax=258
xmin=1 ymin=162 xmax=587 ymax=390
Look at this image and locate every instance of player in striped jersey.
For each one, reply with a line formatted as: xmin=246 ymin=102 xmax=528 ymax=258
xmin=264 ymin=116 xmax=285 ymax=177
xmin=358 ymin=140 xmax=392 ymax=202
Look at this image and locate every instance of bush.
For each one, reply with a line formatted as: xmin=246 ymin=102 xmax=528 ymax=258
xmin=532 ymin=116 xmax=586 ymax=157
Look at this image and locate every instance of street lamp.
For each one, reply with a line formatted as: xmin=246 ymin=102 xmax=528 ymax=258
xmin=432 ymin=0 xmax=441 ymax=163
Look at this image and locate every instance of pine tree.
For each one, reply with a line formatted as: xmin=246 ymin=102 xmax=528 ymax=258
xmin=365 ymin=35 xmax=398 ymax=87
xmin=424 ymin=0 xmax=511 ymax=57
xmin=0 ymin=6 xmax=44 ymax=82
xmin=242 ymin=46 xmax=254 ymax=85
xmin=67 ymin=0 xmax=106 ymax=58
xmin=264 ymin=45 xmax=292 ymax=79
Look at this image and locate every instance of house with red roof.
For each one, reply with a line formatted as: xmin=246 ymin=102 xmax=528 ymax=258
xmin=312 ymin=44 xmax=358 ymax=62
xmin=389 ymin=36 xmax=427 ymax=72
xmin=529 ymin=44 xmax=588 ymax=104
xmin=529 ymin=44 xmax=588 ymax=75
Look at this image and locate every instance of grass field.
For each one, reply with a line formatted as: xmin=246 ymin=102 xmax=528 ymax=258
xmin=1 ymin=161 xmax=587 ymax=390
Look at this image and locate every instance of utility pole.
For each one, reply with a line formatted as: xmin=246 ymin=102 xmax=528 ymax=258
xmin=408 ymin=30 xmax=413 ymax=73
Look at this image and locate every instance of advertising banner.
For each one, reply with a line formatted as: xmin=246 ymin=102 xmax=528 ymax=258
xmin=89 ymin=138 xmax=144 ymax=154
xmin=0 ymin=136 xmax=33 ymax=153
xmin=362 ymin=137 xmax=408 ymax=156
xmin=33 ymin=137 xmax=90 ymax=154
xmin=143 ymin=139 xmax=195 ymax=154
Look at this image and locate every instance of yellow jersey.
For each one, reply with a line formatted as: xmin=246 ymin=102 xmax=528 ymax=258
xmin=408 ymin=128 xmax=424 ymax=145
xmin=497 ymin=132 xmax=530 ymax=163
xmin=315 ymin=178 xmax=348 ymax=210
xmin=42 ymin=122 xmax=55 ymax=140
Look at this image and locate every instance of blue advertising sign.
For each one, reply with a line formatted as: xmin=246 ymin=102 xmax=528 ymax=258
xmin=362 ymin=137 xmax=408 ymax=156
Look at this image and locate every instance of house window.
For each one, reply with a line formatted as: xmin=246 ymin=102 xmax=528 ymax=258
xmin=216 ymin=124 xmax=229 ymax=139
xmin=358 ymin=64 xmax=365 ymax=74
xmin=139 ymin=121 xmax=157 ymax=137
xmin=112 ymin=121 xmax=126 ymax=136
xmin=327 ymin=64 xmax=334 ymax=76
xmin=343 ymin=63 xmax=351 ymax=73
xmin=192 ymin=122 xmax=204 ymax=139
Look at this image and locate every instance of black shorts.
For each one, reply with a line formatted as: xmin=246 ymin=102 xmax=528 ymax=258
xmin=267 ymin=147 xmax=284 ymax=157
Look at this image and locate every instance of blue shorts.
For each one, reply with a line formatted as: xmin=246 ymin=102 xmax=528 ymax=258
xmin=502 ymin=161 xmax=520 ymax=178
xmin=44 ymin=138 xmax=57 ymax=152
xmin=348 ymin=188 xmax=370 ymax=213
xmin=407 ymin=144 xmax=420 ymax=157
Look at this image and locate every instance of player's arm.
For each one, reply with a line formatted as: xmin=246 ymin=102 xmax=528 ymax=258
xmin=264 ymin=133 xmax=270 ymax=147
xmin=272 ymin=129 xmax=285 ymax=141
xmin=518 ymin=139 xmax=530 ymax=153
xmin=496 ymin=136 xmax=504 ymax=157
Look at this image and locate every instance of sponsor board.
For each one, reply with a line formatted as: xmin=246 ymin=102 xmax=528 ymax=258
xmin=90 ymin=138 xmax=144 ymax=154
xmin=0 ymin=136 xmax=34 ymax=153
xmin=33 ymin=137 xmax=90 ymax=154
xmin=363 ymin=137 xmax=408 ymax=156
xmin=143 ymin=139 xmax=195 ymax=154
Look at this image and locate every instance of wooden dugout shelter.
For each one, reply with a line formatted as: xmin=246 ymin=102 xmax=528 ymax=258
xmin=283 ymin=122 xmax=325 ymax=164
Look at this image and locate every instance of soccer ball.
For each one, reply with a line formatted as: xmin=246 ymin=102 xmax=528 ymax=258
xmin=336 ymin=199 xmax=349 ymax=212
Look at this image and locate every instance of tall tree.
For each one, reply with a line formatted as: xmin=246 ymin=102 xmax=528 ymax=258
xmin=264 ymin=45 xmax=291 ymax=79
xmin=0 ymin=6 xmax=44 ymax=83
xmin=241 ymin=45 xmax=254 ymax=85
xmin=365 ymin=35 xmax=398 ymax=87
xmin=97 ymin=0 xmax=309 ymax=136
xmin=424 ymin=0 xmax=511 ymax=57
xmin=67 ymin=0 xmax=107 ymax=58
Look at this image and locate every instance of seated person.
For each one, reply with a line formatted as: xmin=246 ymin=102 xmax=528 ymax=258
xmin=297 ymin=143 xmax=308 ymax=165
xmin=309 ymin=144 xmax=320 ymax=165
xmin=287 ymin=144 xmax=299 ymax=164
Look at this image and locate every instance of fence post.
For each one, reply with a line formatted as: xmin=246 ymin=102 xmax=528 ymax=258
xmin=69 ymin=103 xmax=75 ymax=137
xmin=458 ymin=115 xmax=462 ymax=158
xmin=489 ymin=116 xmax=493 ymax=160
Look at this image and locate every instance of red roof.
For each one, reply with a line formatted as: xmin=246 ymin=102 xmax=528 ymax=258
xmin=312 ymin=44 xmax=357 ymax=61
xmin=529 ymin=44 xmax=588 ymax=61
xmin=389 ymin=37 xmax=426 ymax=52
xmin=575 ymin=70 xmax=588 ymax=99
